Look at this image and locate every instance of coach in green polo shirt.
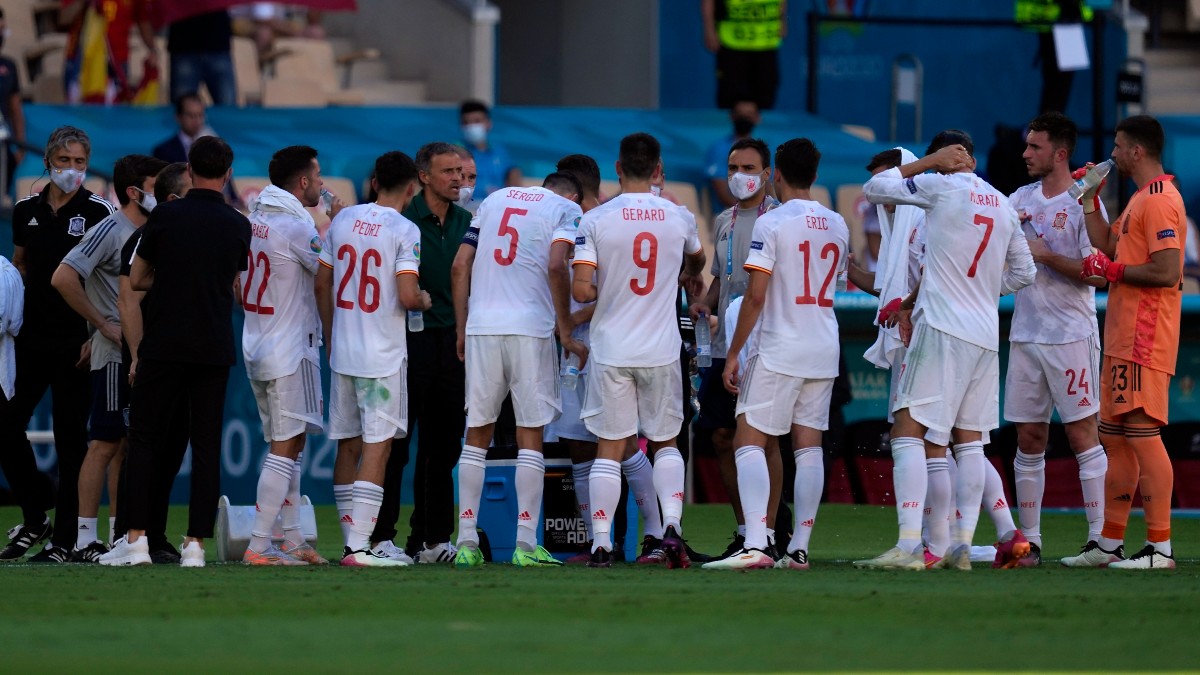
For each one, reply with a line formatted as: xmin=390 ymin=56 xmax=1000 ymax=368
xmin=369 ymin=142 xmax=473 ymax=563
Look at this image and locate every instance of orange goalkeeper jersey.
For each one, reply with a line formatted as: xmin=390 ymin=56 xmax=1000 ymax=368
xmin=1104 ymin=175 xmax=1187 ymax=375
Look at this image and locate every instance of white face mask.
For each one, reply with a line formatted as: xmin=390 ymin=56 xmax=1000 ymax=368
xmin=462 ymin=123 xmax=488 ymax=145
xmin=134 ymin=187 xmax=157 ymax=213
xmin=456 ymin=185 xmax=475 ymax=207
xmin=728 ymin=172 xmax=764 ymax=201
xmin=49 ymin=167 xmax=85 ymax=193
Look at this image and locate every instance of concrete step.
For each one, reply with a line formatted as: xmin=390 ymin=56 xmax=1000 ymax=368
xmin=1143 ymin=47 xmax=1200 ymax=68
xmin=1147 ymin=68 xmax=1200 ymax=91
xmin=326 ymin=36 xmax=356 ymax=57
xmin=1146 ymin=91 xmax=1200 ymax=114
xmin=347 ymin=59 xmax=390 ymax=86
xmin=358 ymin=80 xmax=429 ymax=105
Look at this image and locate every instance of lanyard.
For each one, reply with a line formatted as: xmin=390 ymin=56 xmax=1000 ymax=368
xmin=726 ymin=198 xmax=772 ymax=280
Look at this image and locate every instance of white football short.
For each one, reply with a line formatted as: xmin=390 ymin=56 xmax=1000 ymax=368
xmin=328 ymin=365 xmax=408 ymax=444
xmin=886 ymin=345 xmax=907 ymax=425
xmin=547 ymin=372 xmax=597 ymax=443
xmin=250 ymin=358 xmax=325 ymax=442
xmin=465 ymin=335 xmax=561 ymax=428
xmin=581 ymin=362 xmax=683 ymax=442
xmin=1004 ymin=336 xmax=1100 ymax=424
xmin=735 ymin=356 xmax=835 ymax=436
xmin=893 ymin=323 xmax=999 ymax=447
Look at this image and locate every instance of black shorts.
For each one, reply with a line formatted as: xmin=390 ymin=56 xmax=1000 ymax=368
xmin=90 ymin=361 xmax=130 ymax=442
xmin=715 ymin=47 xmax=779 ymax=110
xmin=697 ymin=357 xmax=737 ymax=431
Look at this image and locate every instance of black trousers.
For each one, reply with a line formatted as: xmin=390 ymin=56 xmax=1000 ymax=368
xmin=113 ymin=394 xmax=191 ymax=548
xmin=716 ymin=47 xmax=779 ymax=110
xmin=124 ymin=358 xmax=228 ymax=539
xmin=0 ymin=333 xmax=90 ymax=548
xmin=371 ymin=326 xmax=464 ymax=550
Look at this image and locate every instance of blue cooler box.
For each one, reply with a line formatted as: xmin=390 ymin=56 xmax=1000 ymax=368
xmin=477 ymin=458 xmax=640 ymax=562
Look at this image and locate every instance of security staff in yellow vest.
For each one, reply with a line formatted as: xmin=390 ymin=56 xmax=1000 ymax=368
xmin=1014 ymin=0 xmax=1095 ymax=114
xmin=703 ymin=0 xmax=786 ymax=110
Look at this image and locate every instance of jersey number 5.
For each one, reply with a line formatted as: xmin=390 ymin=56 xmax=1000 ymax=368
xmin=336 ymin=244 xmax=383 ymax=313
xmin=494 ymin=207 xmax=527 ymax=266
xmin=242 ymin=251 xmax=274 ymax=315
xmin=630 ymin=231 xmax=658 ymax=296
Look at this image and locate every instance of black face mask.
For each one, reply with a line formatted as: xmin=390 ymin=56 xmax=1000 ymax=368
xmin=733 ymin=116 xmax=755 ymax=137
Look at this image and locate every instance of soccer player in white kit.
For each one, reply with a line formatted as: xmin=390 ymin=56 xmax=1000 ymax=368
xmin=449 ymin=172 xmax=587 ymax=567
xmin=855 ymin=130 xmax=1036 ymax=570
xmin=240 ymin=146 xmax=342 ymax=566
xmin=316 ymin=151 xmax=432 ymax=567
xmin=572 ymin=133 xmax=707 ymax=568
xmin=1005 ymin=113 xmax=1108 ymax=566
xmin=706 ymin=138 xmax=848 ymax=570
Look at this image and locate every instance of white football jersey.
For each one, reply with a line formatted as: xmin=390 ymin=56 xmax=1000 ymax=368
xmin=464 ymin=186 xmax=582 ymax=337
xmin=573 ymin=193 xmax=703 ymax=368
xmin=1008 ymin=182 xmax=1102 ymax=345
xmin=743 ymin=199 xmax=848 ymax=379
xmin=319 ymin=203 xmax=420 ymax=378
xmin=864 ymin=169 xmax=1035 ymax=351
xmin=241 ymin=208 xmax=323 ymax=381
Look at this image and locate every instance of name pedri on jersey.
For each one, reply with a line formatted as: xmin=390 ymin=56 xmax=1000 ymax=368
xmin=320 ymin=203 xmax=421 ymax=378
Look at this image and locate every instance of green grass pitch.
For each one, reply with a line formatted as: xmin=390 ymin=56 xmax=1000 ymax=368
xmin=2 ymin=503 xmax=1198 ymax=673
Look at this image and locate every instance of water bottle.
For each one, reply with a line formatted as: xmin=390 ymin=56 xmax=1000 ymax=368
xmin=320 ymin=188 xmax=335 ymax=216
xmin=407 ymin=309 xmax=424 ymax=332
xmin=694 ymin=312 xmax=712 ymax=368
xmin=561 ymin=352 xmax=580 ymax=390
xmin=836 ymin=270 xmax=848 ymax=293
xmin=1067 ymin=159 xmax=1114 ymax=200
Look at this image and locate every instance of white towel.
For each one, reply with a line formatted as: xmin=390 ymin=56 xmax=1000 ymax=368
xmin=0 ymin=256 xmax=25 ymax=400
xmin=863 ymin=146 xmax=920 ymax=370
xmin=250 ymin=184 xmax=316 ymax=226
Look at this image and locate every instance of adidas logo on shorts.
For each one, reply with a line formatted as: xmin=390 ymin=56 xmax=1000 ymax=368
xmin=1078 ymin=397 xmax=1091 ymax=407
xmin=1115 ymin=394 xmax=1127 ymax=403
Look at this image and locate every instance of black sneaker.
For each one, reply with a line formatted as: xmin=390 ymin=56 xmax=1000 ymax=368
xmin=70 ymin=541 xmax=110 ymax=563
xmin=716 ymin=531 xmax=745 ymax=561
xmin=28 ymin=543 xmax=71 ymax=563
xmin=777 ymin=549 xmax=810 ymax=570
xmin=661 ymin=526 xmax=691 ymax=569
xmin=587 ymin=547 xmax=613 ymax=568
xmin=684 ymin=541 xmax=714 ymax=564
xmin=149 ymin=541 xmax=182 ymax=565
xmin=635 ymin=535 xmax=666 ymax=565
xmin=0 ymin=520 xmax=53 ymax=561
xmin=763 ymin=541 xmax=781 ymax=563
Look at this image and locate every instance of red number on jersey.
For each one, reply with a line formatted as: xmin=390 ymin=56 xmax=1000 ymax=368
xmin=335 ymin=244 xmax=384 ymax=313
xmin=795 ymin=241 xmax=839 ymax=307
xmin=629 ymin=232 xmax=658 ymax=296
xmin=494 ymin=207 xmax=527 ymax=266
xmin=967 ymin=214 xmax=994 ymax=278
xmin=242 ymin=250 xmax=275 ymax=315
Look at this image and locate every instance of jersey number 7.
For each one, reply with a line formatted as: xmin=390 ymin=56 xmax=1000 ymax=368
xmin=967 ymin=214 xmax=994 ymax=278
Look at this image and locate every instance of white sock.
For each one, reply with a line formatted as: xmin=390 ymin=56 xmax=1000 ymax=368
xmin=1014 ymin=449 xmax=1046 ymax=548
xmin=572 ymin=460 xmax=594 ymax=541
xmin=1151 ymin=539 xmax=1173 ymax=556
xmin=1098 ymin=535 xmax=1124 ymax=551
xmin=945 ymin=449 xmax=960 ymax=537
xmin=281 ymin=451 xmax=305 ymax=547
xmin=891 ymin=436 xmax=926 ymax=553
xmin=515 ymin=449 xmax=544 ymax=552
xmin=766 ymin=527 xmax=775 ymax=546
xmin=76 ymin=517 xmax=98 ymax=550
xmin=333 ymin=483 xmax=354 ymax=547
xmin=652 ymin=447 xmax=686 ymax=534
xmin=1075 ymin=445 xmax=1107 ymax=542
xmin=790 ymin=447 xmax=823 ymax=554
xmin=734 ymin=446 xmax=769 ymax=550
xmin=925 ymin=457 xmax=952 ymax=557
xmin=589 ymin=459 xmax=621 ymax=553
xmin=348 ymin=481 xmax=384 ymax=552
xmin=108 ymin=516 xmax=116 ymax=545
xmin=952 ymin=442 xmax=986 ymax=546
xmin=984 ymin=457 xmax=1016 ymax=537
xmin=737 ymin=524 xmax=746 ymax=538
xmin=455 ymin=445 xmax=488 ymax=549
xmin=249 ymin=454 xmax=294 ymax=553
xmin=622 ymin=452 xmax=662 ymax=539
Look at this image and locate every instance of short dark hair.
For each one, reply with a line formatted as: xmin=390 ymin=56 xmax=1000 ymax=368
xmin=925 ymin=129 xmax=974 ymax=157
xmin=188 ymin=135 xmax=233 ymax=179
xmin=268 ymin=145 xmax=318 ymax=190
xmin=542 ymin=172 xmax=583 ymax=204
xmin=1115 ymin=114 xmax=1165 ymax=159
xmin=154 ymin=162 xmax=189 ymax=203
xmin=1027 ymin=111 xmax=1077 ymax=155
xmin=173 ymin=92 xmax=203 ymax=116
xmin=618 ymin=132 xmax=660 ymax=181
xmin=374 ymin=151 xmax=418 ymax=192
xmin=865 ymin=149 xmax=902 ymax=172
xmin=112 ymin=155 xmax=168 ymax=206
xmin=774 ymin=138 xmax=820 ymax=190
xmin=556 ymin=154 xmax=600 ymax=198
xmin=459 ymin=99 xmax=490 ymax=118
xmin=729 ymin=137 xmax=770 ymax=168
xmin=415 ymin=141 xmax=460 ymax=174
xmin=453 ymin=145 xmax=475 ymax=161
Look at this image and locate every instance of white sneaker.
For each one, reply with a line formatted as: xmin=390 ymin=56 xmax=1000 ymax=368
xmin=180 ymin=540 xmax=205 ymax=568
xmin=97 ymin=535 xmax=151 ymax=566
xmin=370 ymin=540 xmax=413 ymax=565
xmin=702 ymin=548 xmax=774 ymax=570
xmin=1061 ymin=540 xmax=1124 ymax=568
xmin=939 ymin=544 xmax=972 ymax=571
xmin=341 ymin=547 xmax=408 ymax=567
xmin=853 ymin=546 xmax=924 ymax=570
xmin=1108 ymin=544 xmax=1175 ymax=570
xmin=416 ymin=542 xmax=456 ymax=564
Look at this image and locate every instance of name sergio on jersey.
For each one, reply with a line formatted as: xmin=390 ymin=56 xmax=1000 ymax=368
xmin=506 ymin=189 xmax=544 ymax=202
xmin=622 ymin=208 xmax=667 ymax=221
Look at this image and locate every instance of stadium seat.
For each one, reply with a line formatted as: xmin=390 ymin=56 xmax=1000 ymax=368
xmin=270 ymin=37 xmax=373 ymax=106
xmin=0 ymin=0 xmax=66 ymax=92
xmin=835 ymin=184 xmax=868 ymax=268
xmin=231 ymin=36 xmax=263 ymax=106
xmin=262 ymin=77 xmax=327 ymax=108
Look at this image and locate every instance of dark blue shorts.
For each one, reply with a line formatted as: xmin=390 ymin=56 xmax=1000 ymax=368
xmin=89 ymin=361 xmax=130 ymax=442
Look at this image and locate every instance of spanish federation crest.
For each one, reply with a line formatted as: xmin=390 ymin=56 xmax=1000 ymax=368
xmin=1052 ymin=212 xmax=1067 ymax=230
xmin=68 ymin=216 xmax=86 ymax=237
